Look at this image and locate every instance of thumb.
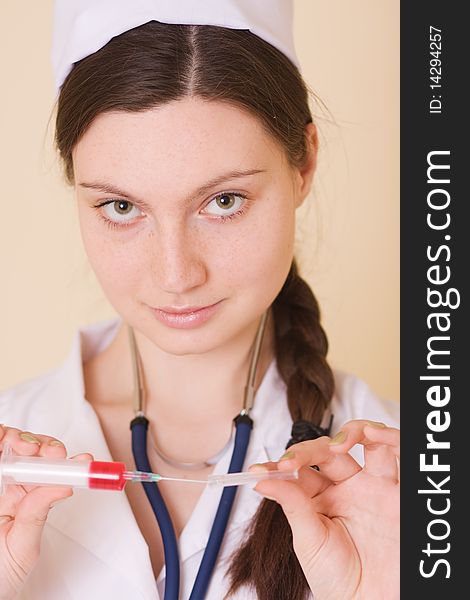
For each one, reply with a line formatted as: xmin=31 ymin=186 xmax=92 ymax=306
xmin=255 ymin=479 xmax=329 ymax=559
xmin=6 ymin=485 xmax=73 ymax=571
xmin=5 ymin=453 xmax=93 ymax=569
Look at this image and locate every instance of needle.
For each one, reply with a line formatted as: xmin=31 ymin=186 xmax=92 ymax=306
xmin=124 ymin=469 xmax=299 ymax=487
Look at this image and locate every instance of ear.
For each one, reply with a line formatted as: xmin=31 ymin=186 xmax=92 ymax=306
xmin=294 ymin=122 xmax=318 ymax=208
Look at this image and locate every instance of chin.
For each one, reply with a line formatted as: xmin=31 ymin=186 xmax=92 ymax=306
xmin=129 ymin=312 xmax=225 ymax=354
xmin=127 ymin=300 xmax=264 ymax=356
xmin=147 ymin=329 xmax=227 ymax=357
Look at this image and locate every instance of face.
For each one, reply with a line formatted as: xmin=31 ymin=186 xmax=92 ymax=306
xmin=73 ymin=98 xmax=312 ymax=355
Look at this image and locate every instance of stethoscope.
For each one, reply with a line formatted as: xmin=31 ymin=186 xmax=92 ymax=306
xmin=128 ymin=311 xmax=269 ymax=600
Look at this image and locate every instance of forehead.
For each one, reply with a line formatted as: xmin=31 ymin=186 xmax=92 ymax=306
xmin=72 ymin=98 xmax=287 ymax=187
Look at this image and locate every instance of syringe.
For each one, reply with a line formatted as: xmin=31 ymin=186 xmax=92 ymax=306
xmin=0 ymin=444 xmax=298 ymax=494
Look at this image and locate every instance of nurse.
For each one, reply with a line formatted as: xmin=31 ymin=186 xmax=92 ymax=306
xmin=0 ymin=2 xmax=399 ymax=599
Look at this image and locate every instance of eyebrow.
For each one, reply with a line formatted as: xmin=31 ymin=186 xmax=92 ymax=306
xmin=78 ymin=169 xmax=266 ymax=207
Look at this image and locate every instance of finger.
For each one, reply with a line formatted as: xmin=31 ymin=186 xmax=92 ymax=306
xmin=4 ymin=484 xmax=74 ymax=571
xmin=0 ymin=426 xmax=67 ymax=457
xmin=328 ymin=420 xmax=399 ymax=456
xmin=363 ymin=444 xmax=398 ymax=479
xmin=328 ymin=421 xmax=400 ymax=480
xmin=1 ymin=427 xmax=43 ymax=456
xmin=253 ymin=477 xmax=331 ymax=562
xmin=250 ymin=461 xmax=332 ymax=500
xmin=275 ymin=437 xmax=361 ymax=483
xmin=363 ymin=424 xmax=400 ymax=480
xmin=363 ymin=424 xmax=400 ymax=460
xmin=338 ymin=421 xmax=398 ymax=479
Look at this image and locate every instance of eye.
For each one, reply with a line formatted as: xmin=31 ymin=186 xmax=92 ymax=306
xmin=203 ymin=192 xmax=246 ymax=217
xmin=100 ymin=200 xmax=144 ymax=224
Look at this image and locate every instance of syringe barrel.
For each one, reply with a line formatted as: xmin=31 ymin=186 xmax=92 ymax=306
xmin=0 ymin=445 xmax=126 ymax=493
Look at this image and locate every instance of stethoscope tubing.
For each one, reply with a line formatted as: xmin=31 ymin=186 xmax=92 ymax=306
xmin=131 ymin=415 xmax=180 ymax=600
xmin=188 ymin=414 xmax=253 ymax=600
xmin=131 ymin=413 xmax=252 ymax=600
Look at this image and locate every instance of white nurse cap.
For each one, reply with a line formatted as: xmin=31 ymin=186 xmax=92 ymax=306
xmin=51 ymin=0 xmax=300 ymax=94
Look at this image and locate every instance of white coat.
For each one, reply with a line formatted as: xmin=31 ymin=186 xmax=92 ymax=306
xmin=0 ymin=318 xmax=399 ymax=599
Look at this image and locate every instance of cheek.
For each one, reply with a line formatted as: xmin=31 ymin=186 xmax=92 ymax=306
xmin=79 ymin=221 xmax=145 ymax=301
xmin=214 ymin=203 xmax=295 ymax=297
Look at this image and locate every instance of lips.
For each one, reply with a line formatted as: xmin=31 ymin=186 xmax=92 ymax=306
xmin=158 ymin=303 xmax=217 ymax=314
xmin=149 ymin=300 xmax=223 ymax=329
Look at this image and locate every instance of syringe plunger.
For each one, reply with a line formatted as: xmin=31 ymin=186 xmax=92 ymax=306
xmin=0 ymin=444 xmax=134 ymax=494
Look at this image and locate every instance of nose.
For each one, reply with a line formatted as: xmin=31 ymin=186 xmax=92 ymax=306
xmin=151 ymin=224 xmax=208 ymax=295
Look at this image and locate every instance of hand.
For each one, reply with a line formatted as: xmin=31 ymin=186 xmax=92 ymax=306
xmin=0 ymin=425 xmax=93 ymax=600
xmin=252 ymin=420 xmax=399 ymax=600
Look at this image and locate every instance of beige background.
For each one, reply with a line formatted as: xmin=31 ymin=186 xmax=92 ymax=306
xmin=0 ymin=1 xmax=399 ymax=402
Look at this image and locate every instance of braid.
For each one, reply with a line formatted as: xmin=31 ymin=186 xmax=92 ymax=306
xmin=272 ymin=260 xmax=333 ymax=423
xmin=227 ymin=259 xmax=335 ymax=600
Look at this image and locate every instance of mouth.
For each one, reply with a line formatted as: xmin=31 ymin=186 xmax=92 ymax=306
xmin=157 ymin=302 xmax=220 ymax=314
xmin=149 ymin=300 xmax=224 ymax=329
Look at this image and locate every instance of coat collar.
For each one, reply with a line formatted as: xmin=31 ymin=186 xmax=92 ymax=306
xmin=43 ymin=319 xmax=158 ymax=598
xmin=44 ymin=318 xmax=293 ymax=597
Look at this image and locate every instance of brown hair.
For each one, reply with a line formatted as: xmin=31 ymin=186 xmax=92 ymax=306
xmin=54 ymin=21 xmax=335 ymax=600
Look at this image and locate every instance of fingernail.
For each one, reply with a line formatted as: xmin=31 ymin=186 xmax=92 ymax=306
xmin=329 ymin=431 xmax=346 ymax=445
xmin=366 ymin=420 xmax=386 ymax=428
xmin=20 ymin=433 xmax=41 ymax=445
xmin=278 ymin=451 xmax=295 ymax=462
xmin=249 ymin=463 xmax=269 ymax=472
xmin=50 ymin=440 xmax=65 ymax=447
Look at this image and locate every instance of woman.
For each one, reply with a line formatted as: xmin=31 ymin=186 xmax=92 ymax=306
xmin=0 ymin=2 xmax=399 ymax=599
